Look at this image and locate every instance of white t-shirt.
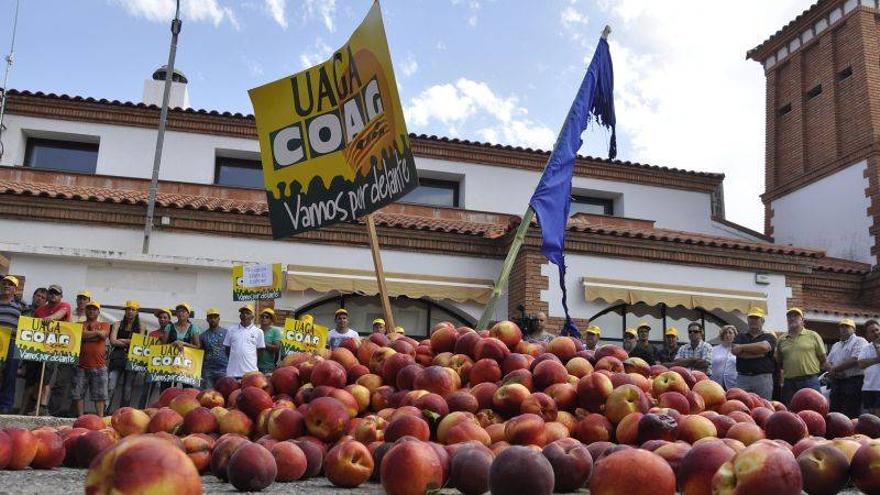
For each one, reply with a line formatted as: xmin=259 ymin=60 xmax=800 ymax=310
xmin=858 ymin=344 xmax=880 ymax=391
xmin=328 ymin=328 xmax=359 ymax=350
xmin=223 ymin=323 xmax=265 ymax=378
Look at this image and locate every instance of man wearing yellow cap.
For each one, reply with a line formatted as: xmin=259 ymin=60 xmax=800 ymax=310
xmin=372 ymin=318 xmax=386 ymax=334
xmin=826 ymin=318 xmax=867 ymax=418
xmin=0 ymin=275 xmax=23 ymax=413
xmin=223 ymin=304 xmax=265 ymax=379
xmin=857 ymin=319 xmax=880 ymax=415
xmin=732 ymin=307 xmax=777 ymax=400
xmin=656 ymin=327 xmax=681 ymax=366
xmin=257 ymin=308 xmax=282 ymax=373
xmin=776 ymin=308 xmax=827 ymax=405
xmin=73 ymin=301 xmax=110 ymax=416
xmin=622 ymin=328 xmax=637 ymax=353
xmin=628 ymin=323 xmax=657 ymax=365
xmin=584 ymin=325 xmax=601 ymax=351
xmin=199 ymin=308 xmax=228 ymax=389
xmin=73 ymin=290 xmax=92 ymax=323
xmin=328 ymin=309 xmax=360 ymax=350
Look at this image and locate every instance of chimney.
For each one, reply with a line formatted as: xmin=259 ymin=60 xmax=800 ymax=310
xmin=143 ymin=65 xmax=190 ymax=109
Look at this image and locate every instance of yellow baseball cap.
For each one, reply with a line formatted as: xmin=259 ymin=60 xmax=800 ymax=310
xmin=624 ymin=328 xmax=637 ymax=338
xmin=175 ymin=302 xmax=193 ymax=313
xmin=839 ymin=318 xmax=856 ymax=329
xmin=260 ymin=308 xmax=276 ymax=318
xmin=1 ymin=275 xmax=19 ymax=287
xmin=125 ymin=300 xmax=140 ymax=310
xmin=154 ymin=307 xmax=173 ymax=318
xmin=335 ymin=308 xmax=349 ymax=317
xmin=206 ymin=307 xmax=220 ymax=316
xmin=586 ymin=325 xmax=601 ymax=336
xmin=373 ymin=318 xmax=386 ymax=325
xmin=85 ymin=301 xmax=101 ymax=310
xmin=637 ymin=321 xmax=651 ymax=330
xmin=394 ymin=326 xmax=405 ymax=334
xmin=301 ymin=314 xmax=314 ymax=323
xmin=787 ymin=307 xmax=804 ymax=318
xmin=239 ymin=303 xmax=255 ymax=314
xmin=77 ymin=290 xmax=92 ymax=299
xmin=665 ymin=327 xmax=679 ymax=337
xmin=747 ymin=307 xmax=766 ymax=318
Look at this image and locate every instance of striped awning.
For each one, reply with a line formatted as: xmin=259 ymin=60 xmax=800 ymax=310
xmin=583 ymin=277 xmax=768 ymax=314
xmin=287 ymin=265 xmax=494 ymax=304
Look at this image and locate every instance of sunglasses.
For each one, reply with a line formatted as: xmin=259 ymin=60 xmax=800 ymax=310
xmin=688 ymin=330 xmax=702 ymax=334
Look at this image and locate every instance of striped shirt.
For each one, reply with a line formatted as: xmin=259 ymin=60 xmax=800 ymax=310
xmin=0 ymin=299 xmax=22 ymax=335
xmin=675 ymin=340 xmax=714 ymax=376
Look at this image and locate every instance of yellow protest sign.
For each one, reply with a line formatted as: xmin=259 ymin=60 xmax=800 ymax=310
xmin=126 ymin=333 xmax=162 ymax=373
xmin=282 ymin=318 xmax=329 ymax=354
xmin=249 ymin=2 xmax=418 ymax=238
xmin=146 ymin=344 xmax=204 ymax=387
xmin=0 ymin=325 xmax=11 ymax=368
xmin=15 ymin=316 xmax=82 ymax=364
xmin=232 ymin=263 xmax=284 ymax=301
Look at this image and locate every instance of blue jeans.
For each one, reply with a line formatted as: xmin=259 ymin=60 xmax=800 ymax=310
xmin=782 ymin=375 xmax=820 ymax=406
xmin=0 ymin=338 xmax=19 ymax=410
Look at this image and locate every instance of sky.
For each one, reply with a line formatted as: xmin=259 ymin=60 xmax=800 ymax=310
xmin=0 ymin=0 xmax=816 ymax=230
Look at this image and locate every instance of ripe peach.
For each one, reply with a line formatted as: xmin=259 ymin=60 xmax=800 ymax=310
xmin=679 ymin=414 xmax=718 ymax=444
xmin=572 ymin=413 xmax=613 ymax=444
xmin=218 ymin=409 xmax=253 ymax=437
xmin=73 ymin=430 xmax=116 ymax=469
xmin=73 ymin=414 xmax=105 ymax=431
xmin=825 ymin=412 xmax=855 ymax=439
xmin=615 ymin=412 xmax=644 ymax=445
xmin=182 ymin=406 xmax=218 ymax=435
xmin=304 ymin=396 xmax=349 ymax=442
xmin=692 ymin=380 xmax=726 ymax=411
xmin=292 ymin=438 xmax=324 ymax=478
xmin=790 ymin=388 xmax=829 ymax=416
xmin=502 ymin=368 xmax=534 ymax=391
xmin=576 ymin=372 xmax=613 ymax=412
xmin=590 ymin=447 xmax=676 ymax=495
xmin=765 ymin=411 xmax=808 ymax=446
xmin=726 ymin=422 xmax=765 ymax=446
xmin=267 ymin=407 xmax=305 ymax=441
xmin=325 ymin=440 xmax=373 ymax=488
xmin=449 ymin=444 xmax=494 ymax=495
xmin=595 ymin=356 xmax=624 ymax=373
xmin=269 ymin=366 xmax=301 ymax=396
xmin=654 ymin=441 xmax=692 ymax=475
xmin=147 ymin=407 xmax=183 ymax=434
xmin=236 ymin=386 xmax=274 ymax=421
xmin=381 ymin=440 xmax=444 ymax=495
xmin=181 ymin=433 xmax=213 ymax=473
xmin=447 ymin=390 xmax=479 ymax=413
xmin=502 ymin=353 xmax=533 ymax=375
xmin=271 ymin=441 xmax=307 ymax=482
xmin=711 ymin=440 xmax=802 ymax=495
xmin=111 ymin=407 xmax=151 ymax=437
xmin=85 ymin=436 xmax=201 ymax=495
xmin=473 ymin=337 xmax=510 ymax=363
xmin=505 ymin=413 xmax=546 ymax=446
xmin=542 ymin=437 xmax=593 ymax=492
xmin=533 ymin=359 xmax=569 ymax=391
xmin=169 ymin=393 xmax=201 ymax=418
xmin=520 ymin=392 xmax=558 ymax=422
xmin=430 ymin=323 xmax=459 ymax=353
xmin=565 ymin=356 xmax=594 ymax=378
xmin=489 ymin=320 xmax=523 ymax=350
xmin=547 ymin=336 xmax=578 ymax=362
xmin=414 ymin=365 xmax=461 ymax=397
xmin=678 ymin=438 xmax=736 ymax=495
xmin=227 ymin=441 xmax=277 ymax=492
xmin=605 ymin=384 xmax=650 ymax=424
xmin=856 ymin=413 xmax=880 ymax=438
xmin=659 ymin=391 xmax=691 ymax=415
xmin=493 ymin=382 xmax=531 ymax=416
xmin=386 ymin=415 xmax=431 ymax=442
xmin=797 ymin=410 xmax=826 ymax=437
xmin=798 ymin=443 xmax=849 ymax=495
xmin=489 ymin=445 xmax=555 ymax=495
xmin=30 ymin=428 xmax=65 ymax=470
xmin=470 ymin=358 xmax=502 ymax=386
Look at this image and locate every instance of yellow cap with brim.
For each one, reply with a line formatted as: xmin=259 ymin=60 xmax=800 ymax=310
xmin=665 ymin=327 xmax=679 ymax=337
xmin=586 ymin=325 xmax=601 ymax=336
xmin=77 ymin=290 xmax=92 ymax=299
xmin=394 ymin=326 xmax=405 ymax=334
xmin=637 ymin=321 xmax=651 ymax=330
xmin=747 ymin=308 xmax=766 ymax=319
xmin=261 ymin=308 xmax=276 ymax=318
xmin=175 ymin=303 xmax=193 ymax=313
xmin=302 ymin=314 xmax=314 ymax=323
xmin=335 ymin=308 xmax=349 ymax=317
xmin=85 ymin=301 xmax=101 ymax=310
xmin=373 ymin=318 xmax=386 ymax=326
xmin=787 ymin=307 xmax=804 ymax=318
xmin=624 ymin=328 xmax=637 ymax=338
xmin=154 ymin=307 xmax=173 ymax=318
xmin=1 ymin=275 xmax=19 ymax=287
xmin=239 ymin=304 xmax=255 ymax=314
xmin=206 ymin=307 xmax=221 ymax=316
xmin=125 ymin=300 xmax=140 ymax=310
xmin=840 ymin=318 xmax=856 ymax=329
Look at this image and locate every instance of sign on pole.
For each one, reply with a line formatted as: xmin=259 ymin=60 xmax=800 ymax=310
xmin=0 ymin=325 xmax=11 ymax=368
xmin=146 ymin=344 xmax=204 ymax=387
xmin=126 ymin=333 xmax=162 ymax=373
xmin=282 ymin=318 xmax=329 ymax=354
xmin=14 ymin=316 xmax=82 ymax=364
xmin=233 ymin=263 xmax=284 ymax=301
xmin=248 ymin=2 xmax=418 ymax=239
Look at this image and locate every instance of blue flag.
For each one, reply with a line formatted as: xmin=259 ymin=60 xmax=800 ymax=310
xmin=528 ymin=36 xmax=616 ymax=339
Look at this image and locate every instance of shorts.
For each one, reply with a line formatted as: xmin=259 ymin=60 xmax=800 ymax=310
xmin=72 ymin=367 xmax=108 ymax=402
xmin=24 ymin=361 xmax=52 ymax=387
xmin=864 ymin=391 xmax=880 ymax=409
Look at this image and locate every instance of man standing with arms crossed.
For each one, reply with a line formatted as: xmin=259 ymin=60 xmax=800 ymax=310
xmin=858 ymin=320 xmax=880 ymax=415
xmin=776 ymin=307 xmax=827 ymax=405
xmin=0 ymin=276 xmax=23 ymax=414
xmin=224 ymin=304 xmax=265 ymax=379
xmin=72 ymin=301 xmax=110 ymax=416
xmin=35 ymin=285 xmax=72 ymax=416
xmin=825 ymin=318 xmax=867 ymax=418
xmin=732 ymin=308 xmax=777 ymax=400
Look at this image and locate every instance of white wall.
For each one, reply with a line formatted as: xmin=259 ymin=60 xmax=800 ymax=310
xmin=771 ymin=160 xmax=874 ymax=264
xmin=0 ymin=113 xmax=762 ymax=242
xmin=0 ymin=218 xmax=505 ymax=325
xmin=541 ymin=255 xmax=789 ymax=341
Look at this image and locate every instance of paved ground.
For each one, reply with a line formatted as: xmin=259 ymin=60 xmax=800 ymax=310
xmin=0 ymin=415 xmax=74 ymax=430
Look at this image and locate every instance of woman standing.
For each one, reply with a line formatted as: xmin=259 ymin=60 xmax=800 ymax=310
xmin=139 ymin=307 xmax=173 ymax=408
xmin=106 ymin=300 xmax=141 ymax=413
xmin=712 ymin=325 xmax=739 ymax=390
xmin=169 ymin=303 xmax=201 ymax=349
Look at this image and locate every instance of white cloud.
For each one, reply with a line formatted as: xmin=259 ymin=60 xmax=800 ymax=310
xmin=112 ymin=0 xmax=238 ymax=28
xmin=264 ymin=0 xmax=287 ymax=28
xmin=299 ymin=38 xmax=333 ymax=69
xmin=596 ymin=0 xmax=813 ymax=230
xmin=302 ymin=0 xmax=337 ymax=32
xmin=405 ymin=78 xmax=555 ymax=150
xmin=560 ymin=6 xmax=590 ymax=45
xmin=401 ymin=56 xmax=418 ymax=77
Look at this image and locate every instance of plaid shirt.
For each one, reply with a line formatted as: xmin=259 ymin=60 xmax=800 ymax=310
xmin=674 ymin=340 xmax=714 ymax=376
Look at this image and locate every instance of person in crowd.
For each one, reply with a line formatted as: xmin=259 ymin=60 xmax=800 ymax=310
xmin=372 ymin=318 xmax=385 ymax=334
xmin=393 ymin=326 xmax=405 ymax=335
xmin=224 ymin=304 xmax=265 ymax=379
xmin=732 ymin=308 xmax=777 ymax=400
xmin=656 ymin=327 xmax=681 ymax=366
xmin=168 ymin=303 xmax=200 ymax=349
xmin=523 ymin=311 xmax=554 ymax=344
xmin=139 ymin=307 xmax=173 ymax=408
xmin=257 ymin=308 xmax=282 ymax=373
xmin=628 ymin=323 xmax=657 ymax=364
xmin=826 ymin=318 xmax=868 ymax=418
xmin=106 ymin=300 xmax=141 ymax=413
xmin=36 ymin=285 xmax=73 ymax=417
xmin=776 ymin=307 xmax=827 ymax=405
xmin=858 ymin=320 xmax=880 ymax=415
xmin=72 ymin=301 xmax=110 ymax=417
xmin=0 ymin=276 xmax=23 ymax=414
xmin=73 ymin=290 xmax=91 ymax=322
xmin=622 ymin=328 xmax=637 ymax=353
xmin=583 ymin=325 xmax=601 ymax=351
xmin=673 ymin=322 xmax=713 ymax=376
xmin=328 ymin=309 xmax=360 ymax=350
xmin=20 ymin=287 xmax=48 ymax=414
xmin=200 ymin=308 xmax=228 ymax=390
xmin=711 ymin=325 xmax=738 ymax=390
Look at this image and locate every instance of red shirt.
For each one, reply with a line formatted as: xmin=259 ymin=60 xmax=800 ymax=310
xmin=34 ymin=301 xmax=72 ymax=322
xmin=80 ymin=320 xmax=110 ymax=369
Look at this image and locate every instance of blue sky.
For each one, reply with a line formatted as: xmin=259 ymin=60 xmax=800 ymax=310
xmin=0 ymin=0 xmax=815 ymax=230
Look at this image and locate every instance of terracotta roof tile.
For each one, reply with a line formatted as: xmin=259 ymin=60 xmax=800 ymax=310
xmin=813 ymin=256 xmax=873 ymax=274
xmin=802 ymin=298 xmax=880 ymax=319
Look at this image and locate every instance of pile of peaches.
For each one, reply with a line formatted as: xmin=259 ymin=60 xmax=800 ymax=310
xmin=2 ymin=321 xmax=880 ymax=495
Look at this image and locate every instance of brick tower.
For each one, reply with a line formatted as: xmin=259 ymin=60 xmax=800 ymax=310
xmin=748 ymin=0 xmax=880 ymax=266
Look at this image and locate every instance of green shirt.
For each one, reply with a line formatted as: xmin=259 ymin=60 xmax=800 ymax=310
xmin=258 ymin=326 xmax=283 ymax=372
xmin=776 ymin=328 xmax=826 ymax=379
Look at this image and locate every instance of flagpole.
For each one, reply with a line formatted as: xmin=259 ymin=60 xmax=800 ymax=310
xmin=365 ymin=214 xmax=396 ymax=332
xmin=476 ymin=25 xmax=612 ymax=331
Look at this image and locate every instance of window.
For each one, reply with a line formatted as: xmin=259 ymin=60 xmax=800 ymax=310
xmin=215 ymin=156 xmax=263 ymax=189
xmin=400 ymin=178 xmax=460 ymax=207
xmin=806 ymin=84 xmax=823 ymax=100
xmin=837 ymin=66 xmax=853 ymax=82
xmin=778 ymin=103 xmax=792 ymax=117
xmin=24 ymin=138 xmax=98 ymax=174
xmin=588 ymin=302 xmax=735 ymax=344
xmin=571 ymin=195 xmax=614 ymax=216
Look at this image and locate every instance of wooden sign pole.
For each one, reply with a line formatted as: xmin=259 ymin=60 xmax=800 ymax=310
xmin=365 ymin=215 xmax=396 ymax=332
xmin=34 ymin=363 xmax=45 ymax=416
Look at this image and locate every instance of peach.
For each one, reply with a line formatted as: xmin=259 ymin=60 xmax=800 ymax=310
xmin=790 ymin=388 xmax=829 ymax=416
xmin=0 ymin=429 xmax=10 ymax=469
xmin=237 ymin=386 xmax=274 ymax=421
xmin=85 ymin=436 xmax=201 ymax=495
xmin=382 ymin=353 xmax=415 ymax=386
xmin=692 ymin=380 xmax=726 ymax=411
xmin=576 ymin=372 xmax=613 ymax=412
xmin=240 ymin=370 xmax=270 ymax=390
xmin=798 ymin=443 xmax=849 ymax=495
xmin=654 ymin=441 xmax=692 ymax=475
xmin=381 ymin=440 xmax=444 ymax=495
xmin=271 ymin=441 xmax=307 ymax=482
xmin=489 ymin=320 xmax=523 ymax=350
xmin=659 ymin=391 xmax=691 ymax=415
xmin=292 ymin=439 xmax=324 ymax=478
xmin=677 ymin=438 xmax=737 ymax=495
xmin=305 ymin=396 xmax=350 ymax=442
xmin=325 ymin=440 xmax=373 ymax=488
xmin=30 ymin=428 xmax=65 ymax=469
xmin=353 ymin=415 xmax=387 ymax=443
xmin=447 ymin=390 xmax=479 ymax=413
xmin=430 ymin=323 xmax=459 ymax=353
xmin=346 ymin=383 xmax=371 ymax=413
xmin=589 ymin=448 xmax=676 ymax=495
xmin=615 ymin=412 xmax=644 ymax=445
xmin=544 ymin=422 xmax=569 ymax=443
xmin=711 ymin=440 xmax=802 ymax=495
xmin=533 ymin=359 xmax=569 ymax=391
xmin=679 ymin=414 xmax=718 ymax=444
xmin=505 ymin=413 xmax=546 ymax=446
xmin=638 ymin=413 xmax=679 ymax=444
xmin=183 ymin=406 xmax=218 ymax=435
xmin=369 ymin=347 xmax=398 ymax=375
xmin=605 ymin=384 xmax=650 ymax=424
xmin=502 ymin=368 xmax=534 ymax=391
xmin=718 ymin=399 xmax=750 ymax=416
xmin=454 ymin=331 xmax=482 ymax=358
xmin=595 ymin=344 xmax=628 ymax=362
xmin=147 ymin=407 xmax=183 ymax=434
xmin=474 ymin=337 xmax=511 ymax=363
xmin=856 ymin=413 xmax=880 ymax=438
xmin=493 ymin=382 xmax=531 ymax=416
xmin=227 ymin=441 xmax=277 ymax=492
xmin=851 ymin=441 xmax=880 ymax=494
xmin=726 ymin=422 xmax=764 ymax=446
xmin=386 ymin=415 xmax=431 ymax=442
xmin=502 ymin=353 xmax=533 ymax=375
xmin=446 ymin=419 xmax=491 ymax=446
xmin=750 ymin=406 xmax=774 ymax=428
xmin=547 ymin=336 xmax=577 ymax=362
xmin=414 ymin=365 xmax=461 ymax=397
xmin=572 ymin=413 xmax=613 ymax=444
xmin=707 ymin=413 xmax=736 ymax=437
xmin=267 ymin=407 xmax=305 ymax=441
xmin=765 ymin=411 xmax=808 ymax=446
xmin=169 ymin=393 xmax=201 ymax=418
xmin=520 ymin=392 xmax=558 ymax=422
xmin=111 ymin=407 xmax=151 ymax=437
xmin=797 ymin=410 xmax=826 ymax=437
xmin=470 ymin=358 xmax=502 ymax=386
xmin=437 ymin=412 xmax=477 ymax=444
xmin=73 ymin=430 xmax=116 ymax=469
xmin=218 ymin=409 xmax=253 ymax=436
xmin=395 ymin=364 xmax=424 ymax=390
xmin=542 ymin=438 xmax=593 ymax=492
xmin=74 ymin=414 xmax=105 ymax=431
xmin=792 ymin=436 xmax=823 ymax=459
xmin=269 ymin=366 xmax=301 ymax=396
xmin=565 ymin=356 xmax=594 ymax=378
xmin=211 ymin=436 xmax=249 ymax=481
xmin=825 ymin=412 xmax=855 ymax=439
xmin=595 ymin=356 xmax=624 ymax=373
xmin=449 ymin=444 xmax=494 ymax=495
xmin=151 ymin=431 xmax=183 ymax=451
xmin=486 ymin=423 xmax=507 ymax=444
xmin=828 ymin=437 xmax=861 ymax=463
xmin=687 ymin=391 xmax=706 ymax=414
xmin=181 ymin=433 xmax=213 ymax=473
xmin=489 ymin=444 xmax=555 ymax=495
xmin=670 ymin=367 xmax=697 ymax=388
